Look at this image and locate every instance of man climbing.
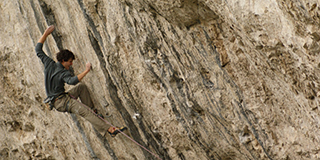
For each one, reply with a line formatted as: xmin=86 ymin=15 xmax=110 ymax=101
xmin=36 ymin=25 xmax=126 ymax=137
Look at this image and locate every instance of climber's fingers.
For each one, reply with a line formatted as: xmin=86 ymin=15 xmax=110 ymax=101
xmin=45 ymin=25 xmax=55 ymax=35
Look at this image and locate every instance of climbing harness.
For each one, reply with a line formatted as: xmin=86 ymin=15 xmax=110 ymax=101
xmin=68 ymin=94 xmax=163 ymax=160
xmin=44 ymin=92 xmax=68 ymax=110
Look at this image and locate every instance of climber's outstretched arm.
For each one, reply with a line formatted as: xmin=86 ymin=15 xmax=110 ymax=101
xmin=77 ymin=62 xmax=92 ymax=81
xmin=38 ymin=25 xmax=55 ymax=44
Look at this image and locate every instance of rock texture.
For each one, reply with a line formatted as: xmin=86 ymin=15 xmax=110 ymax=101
xmin=1 ymin=0 xmax=320 ymax=159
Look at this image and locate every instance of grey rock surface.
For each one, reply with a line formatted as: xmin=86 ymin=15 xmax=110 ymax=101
xmin=1 ymin=0 xmax=319 ymax=159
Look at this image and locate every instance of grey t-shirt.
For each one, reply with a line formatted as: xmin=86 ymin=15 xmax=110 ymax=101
xmin=35 ymin=43 xmax=79 ymax=98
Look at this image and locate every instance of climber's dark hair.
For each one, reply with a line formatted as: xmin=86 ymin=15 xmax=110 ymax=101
xmin=56 ymin=49 xmax=75 ymax=62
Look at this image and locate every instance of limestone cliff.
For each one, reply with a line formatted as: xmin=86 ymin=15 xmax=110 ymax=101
xmin=1 ymin=0 xmax=320 ymax=159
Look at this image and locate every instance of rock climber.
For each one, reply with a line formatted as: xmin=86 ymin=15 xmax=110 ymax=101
xmin=36 ymin=25 xmax=126 ymax=137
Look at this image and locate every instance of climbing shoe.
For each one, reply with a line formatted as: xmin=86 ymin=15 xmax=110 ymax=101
xmin=108 ymin=127 xmax=127 ymax=137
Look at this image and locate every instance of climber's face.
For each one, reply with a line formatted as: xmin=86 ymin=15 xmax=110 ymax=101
xmin=62 ymin=58 xmax=73 ymax=70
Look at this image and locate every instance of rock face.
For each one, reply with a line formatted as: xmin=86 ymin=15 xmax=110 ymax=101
xmin=1 ymin=0 xmax=320 ymax=159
